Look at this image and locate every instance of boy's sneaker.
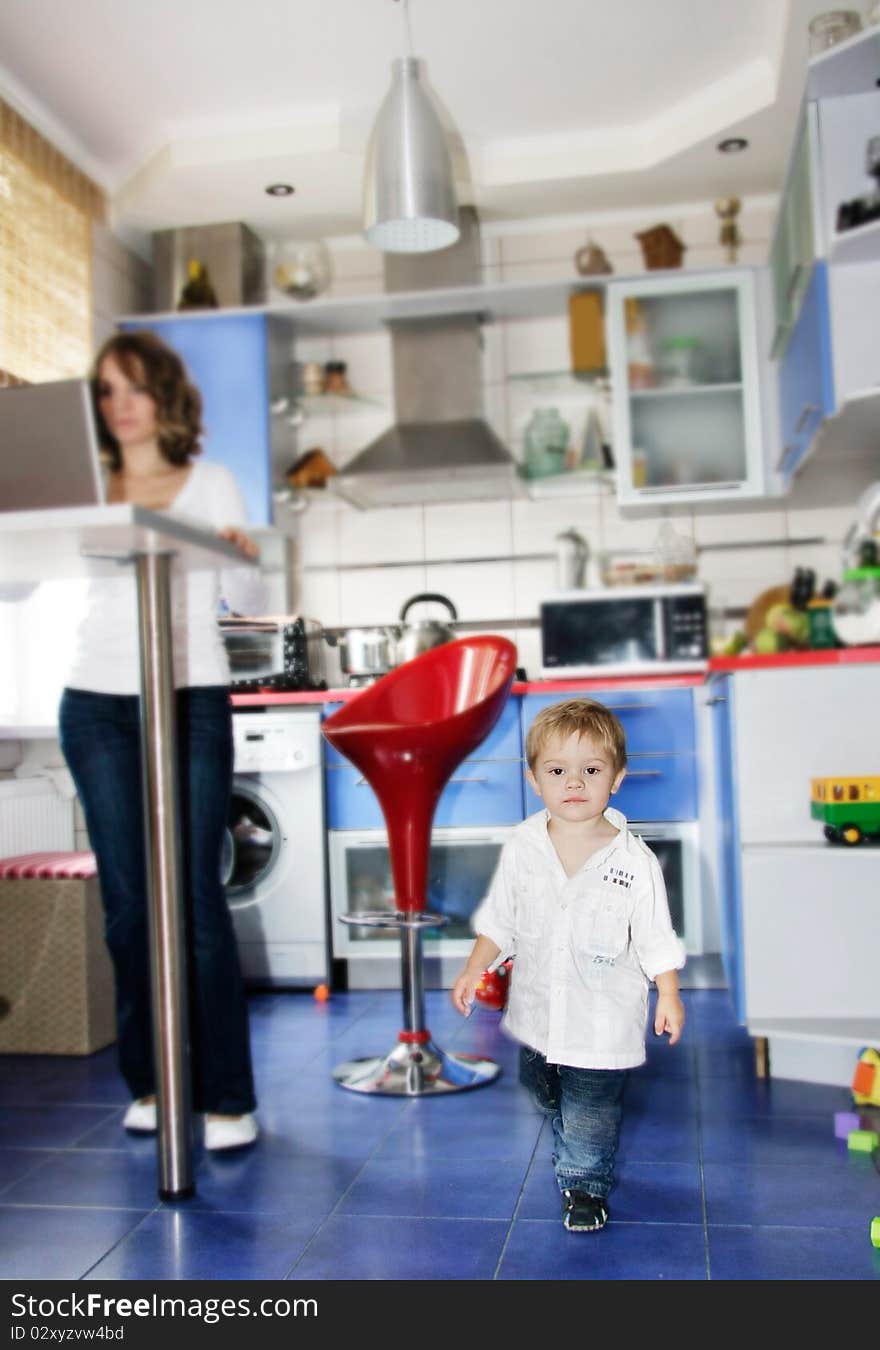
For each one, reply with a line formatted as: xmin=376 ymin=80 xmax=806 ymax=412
xmin=561 ymin=1189 xmax=608 ymax=1232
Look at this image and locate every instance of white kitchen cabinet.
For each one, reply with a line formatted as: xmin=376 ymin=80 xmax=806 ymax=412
xmin=605 ymin=270 xmax=767 ymax=505
xmin=770 ymin=28 xmax=880 ymax=475
xmin=721 ymin=659 xmax=880 ymax=1083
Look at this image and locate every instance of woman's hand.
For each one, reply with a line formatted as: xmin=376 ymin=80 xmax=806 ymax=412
xmin=218 ymin=526 xmax=260 ymax=561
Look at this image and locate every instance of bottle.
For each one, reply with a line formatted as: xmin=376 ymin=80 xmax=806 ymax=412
xmin=624 ymin=299 xmax=655 ymax=389
xmin=177 ymin=259 xmax=219 ymax=310
xmin=631 ymin=448 xmax=648 ymax=489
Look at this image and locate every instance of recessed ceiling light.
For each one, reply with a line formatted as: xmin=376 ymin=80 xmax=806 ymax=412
xmin=717 ymin=137 xmax=749 ymax=154
xmin=265 ymin=183 xmax=295 ymax=197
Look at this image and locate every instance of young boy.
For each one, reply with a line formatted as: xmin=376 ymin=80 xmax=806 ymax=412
xmin=451 ymin=698 xmax=685 ymax=1233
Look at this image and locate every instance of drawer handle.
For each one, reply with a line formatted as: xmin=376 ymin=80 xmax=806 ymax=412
xmin=794 ymin=403 xmax=819 ymax=434
xmin=775 ymin=443 xmax=794 ymax=472
xmin=705 ymin=696 xmax=727 ymax=705
xmin=625 ymin=770 xmax=663 ymax=778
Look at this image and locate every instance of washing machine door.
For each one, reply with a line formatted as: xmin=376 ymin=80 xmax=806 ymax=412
xmin=223 ymin=779 xmax=283 ymax=908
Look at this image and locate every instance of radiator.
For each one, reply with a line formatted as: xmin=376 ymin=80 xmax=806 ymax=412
xmin=0 ymin=779 xmax=74 ymax=855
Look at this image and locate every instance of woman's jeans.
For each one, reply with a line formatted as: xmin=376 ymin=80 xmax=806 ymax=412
xmin=519 ymin=1047 xmax=627 ymax=1199
xmin=59 ymin=686 xmax=256 ymax=1115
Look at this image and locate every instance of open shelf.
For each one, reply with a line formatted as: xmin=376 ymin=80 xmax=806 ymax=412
xmin=507 ymin=369 xmax=609 ymax=394
xmin=748 ymin=1016 xmax=880 ymax=1045
xmin=628 ymin=382 xmax=743 ymax=400
xmin=829 ymin=216 xmax=880 ymax=266
xmin=806 ymin=26 xmax=880 ymax=100
xmin=521 ymin=466 xmax=615 ymax=498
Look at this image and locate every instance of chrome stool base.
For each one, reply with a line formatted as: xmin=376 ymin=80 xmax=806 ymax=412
xmin=333 ymin=1037 xmax=500 ymax=1096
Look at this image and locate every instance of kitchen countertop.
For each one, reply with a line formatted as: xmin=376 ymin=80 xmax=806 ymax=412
xmin=228 ymin=646 xmax=880 ymax=707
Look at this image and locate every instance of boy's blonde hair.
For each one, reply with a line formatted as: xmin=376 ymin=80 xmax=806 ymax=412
xmin=525 ymin=698 xmax=627 ymax=776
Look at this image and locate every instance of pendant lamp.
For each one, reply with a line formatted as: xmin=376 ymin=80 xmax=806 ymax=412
xmin=362 ymin=2 xmax=460 ymax=253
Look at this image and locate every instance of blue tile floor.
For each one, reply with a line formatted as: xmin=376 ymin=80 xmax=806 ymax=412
xmin=1 ymin=988 xmax=878 ymax=1281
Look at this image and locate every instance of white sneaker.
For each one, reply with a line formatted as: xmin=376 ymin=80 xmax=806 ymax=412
xmin=122 ymin=1098 xmax=157 ymax=1133
xmin=204 ymin=1112 xmax=259 ymax=1152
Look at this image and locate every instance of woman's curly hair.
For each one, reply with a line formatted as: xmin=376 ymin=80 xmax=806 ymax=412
xmin=91 ymin=330 xmax=204 ymax=468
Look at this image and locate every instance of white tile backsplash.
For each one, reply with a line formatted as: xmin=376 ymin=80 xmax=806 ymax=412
xmin=512 ymin=496 xmax=602 ymax=557
xmin=425 ymin=561 xmax=515 ymax=621
xmin=513 ymin=557 xmax=558 ymax=618
xmin=339 ymin=505 xmax=424 ymax=565
xmin=504 ymin=316 xmax=570 ymax=375
xmin=339 ymin=566 xmax=427 ymax=627
xmin=424 ymin=500 xmax=512 ymax=560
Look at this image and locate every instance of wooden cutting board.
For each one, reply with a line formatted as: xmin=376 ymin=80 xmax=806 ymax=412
xmin=744 ymin=584 xmax=791 ymax=642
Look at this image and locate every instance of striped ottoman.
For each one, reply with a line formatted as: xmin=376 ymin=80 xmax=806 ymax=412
xmin=0 ymin=852 xmax=116 ymax=1055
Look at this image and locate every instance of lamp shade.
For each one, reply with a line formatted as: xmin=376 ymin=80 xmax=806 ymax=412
xmin=363 ymin=57 xmax=460 ymax=253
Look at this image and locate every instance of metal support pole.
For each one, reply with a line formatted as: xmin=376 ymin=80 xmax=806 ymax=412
xmin=134 ymin=551 xmax=194 ymax=1199
xmin=400 ymin=926 xmax=425 ymax=1036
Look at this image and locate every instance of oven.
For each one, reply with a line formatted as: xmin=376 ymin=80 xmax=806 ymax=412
xmin=328 ymin=825 xmax=514 ymax=988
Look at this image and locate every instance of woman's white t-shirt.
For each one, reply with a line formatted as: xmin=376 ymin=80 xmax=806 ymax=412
xmin=66 ymin=459 xmax=267 ymax=695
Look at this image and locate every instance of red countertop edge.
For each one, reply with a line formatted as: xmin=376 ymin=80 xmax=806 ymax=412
xmin=229 ymin=647 xmax=880 ymax=707
xmin=230 ymin=671 xmax=707 ymax=707
xmin=707 ymin=645 xmax=880 ymax=672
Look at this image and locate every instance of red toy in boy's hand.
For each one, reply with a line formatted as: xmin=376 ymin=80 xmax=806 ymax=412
xmin=474 ymin=959 xmax=513 ymax=1010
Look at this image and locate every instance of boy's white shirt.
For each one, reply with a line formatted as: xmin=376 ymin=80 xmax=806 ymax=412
xmin=471 ymin=806 xmax=685 ymax=1070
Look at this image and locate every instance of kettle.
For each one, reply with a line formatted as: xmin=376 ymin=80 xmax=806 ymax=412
xmin=555 ymin=528 xmax=589 ymax=590
xmin=395 ymin=593 xmax=458 ymax=664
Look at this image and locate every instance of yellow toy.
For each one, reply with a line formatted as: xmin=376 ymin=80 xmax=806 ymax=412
xmin=852 ymin=1047 xmax=880 ymax=1107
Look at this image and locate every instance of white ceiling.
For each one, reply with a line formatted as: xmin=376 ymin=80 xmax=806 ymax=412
xmin=0 ymin=0 xmax=838 ymax=251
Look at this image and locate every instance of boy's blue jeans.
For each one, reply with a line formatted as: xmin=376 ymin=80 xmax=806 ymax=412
xmin=59 ymin=685 xmax=256 ymax=1116
xmin=519 ymin=1046 xmax=627 ymax=1199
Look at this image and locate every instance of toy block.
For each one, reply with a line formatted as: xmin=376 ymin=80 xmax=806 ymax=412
xmin=834 ymin=1111 xmax=860 ymax=1139
xmin=852 ymin=1048 xmax=880 ymax=1107
xmin=871 ymin=1218 xmax=880 ymax=1250
xmin=846 ymin=1129 xmax=879 ymax=1154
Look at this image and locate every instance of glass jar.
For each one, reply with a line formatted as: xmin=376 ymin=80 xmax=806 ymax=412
xmin=270 ymin=239 xmax=333 ymax=300
xmin=660 ymin=336 xmax=702 ymax=387
xmin=523 ymin=408 xmax=570 ymax=479
xmin=808 ymin=10 xmax=862 ymax=55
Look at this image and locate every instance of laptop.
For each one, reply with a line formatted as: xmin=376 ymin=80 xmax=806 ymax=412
xmin=0 ymin=378 xmax=106 ymax=512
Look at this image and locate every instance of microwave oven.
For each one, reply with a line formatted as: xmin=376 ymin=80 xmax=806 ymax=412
xmin=540 ymin=583 xmax=708 ymax=677
xmin=218 ymin=616 xmax=326 ymax=692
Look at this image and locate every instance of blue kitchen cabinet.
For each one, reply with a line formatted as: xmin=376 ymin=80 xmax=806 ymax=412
xmin=323 ymin=694 xmax=524 ymax=830
xmin=707 ymin=675 xmax=745 ymax=1022
xmin=520 ymin=687 xmax=698 ymax=821
xmin=119 ymin=312 xmax=273 ymax=525
xmin=775 ymin=261 xmax=835 ymax=484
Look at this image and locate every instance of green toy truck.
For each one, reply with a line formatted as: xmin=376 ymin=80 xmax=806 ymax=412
xmin=811 ymin=776 xmax=880 ymax=845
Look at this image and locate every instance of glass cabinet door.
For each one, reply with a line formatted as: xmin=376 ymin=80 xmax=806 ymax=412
xmin=608 ymin=271 xmax=765 ymax=504
xmin=329 ymin=828 xmax=510 ymax=958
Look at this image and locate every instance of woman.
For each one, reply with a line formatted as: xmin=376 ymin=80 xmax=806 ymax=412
xmin=59 ymin=330 xmax=263 ymax=1151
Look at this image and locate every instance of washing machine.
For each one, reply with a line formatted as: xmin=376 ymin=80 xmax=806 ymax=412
xmin=225 ymin=707 xmax=328 ymax=986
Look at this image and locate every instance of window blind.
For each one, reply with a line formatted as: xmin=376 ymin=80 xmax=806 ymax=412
xmin=0 ymin=97 xmax=105 ymax=385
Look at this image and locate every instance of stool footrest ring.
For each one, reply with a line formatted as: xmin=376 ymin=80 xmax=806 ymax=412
xmin=339 ymin=909 xmax=448 ymax=931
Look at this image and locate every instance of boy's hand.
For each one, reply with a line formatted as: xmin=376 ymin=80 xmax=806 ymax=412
xmin=451 ymin=969 xmax=481 ymax=1017
xmin=654 ymin=992 xmax=685 ymax=1045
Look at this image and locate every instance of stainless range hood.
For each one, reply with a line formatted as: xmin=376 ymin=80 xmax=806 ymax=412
xmin=331 ymin=208 xmax=519 ymax=509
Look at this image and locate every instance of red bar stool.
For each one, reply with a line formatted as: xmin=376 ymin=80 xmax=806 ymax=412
xmin=322 ymin=635 xmax=517 ymax=1095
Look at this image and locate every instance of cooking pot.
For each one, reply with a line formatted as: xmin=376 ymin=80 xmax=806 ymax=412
xmin=329 ymin=626 xmax=400 ymax=678
xmin=395 ymin=593 xmax=458 ymax=664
